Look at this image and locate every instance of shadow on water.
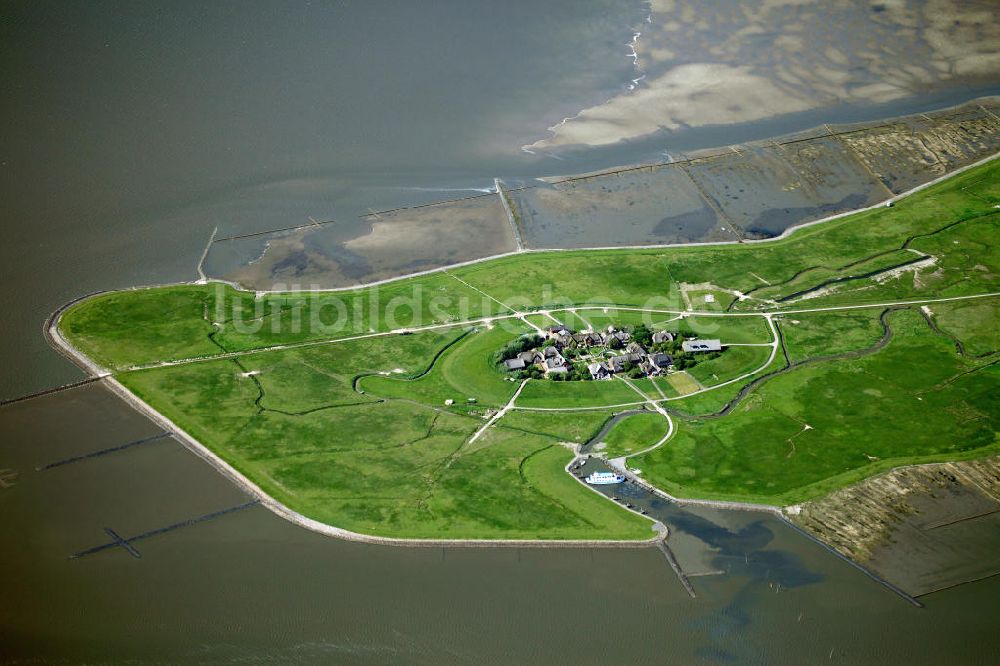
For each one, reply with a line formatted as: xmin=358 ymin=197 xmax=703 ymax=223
xmin=745 ymin=191 xmax=873 ymax=238
xmin=669 ymin=512 xmax=823 ymax=590
xmin=575 ymin=458 xmax=823 ymax=592
xmin=586 ymin=460 xmax=830 ymax=662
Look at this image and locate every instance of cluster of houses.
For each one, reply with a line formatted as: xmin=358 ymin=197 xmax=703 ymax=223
xmin=502 ymin=343 xmax=574 ymax=375
xmin=502 ymin=324 xmax=721 ymax=381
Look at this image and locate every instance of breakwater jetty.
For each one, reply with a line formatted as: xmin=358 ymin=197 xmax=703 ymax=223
xmin=657 ymin=539 xmax=696 ymax=598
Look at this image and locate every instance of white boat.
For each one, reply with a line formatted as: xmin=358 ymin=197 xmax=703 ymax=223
xmin=585 ymin=471 xmax=625 ymax=485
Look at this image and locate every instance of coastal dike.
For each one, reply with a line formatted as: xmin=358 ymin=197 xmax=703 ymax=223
xmin=791 ymin=456 xmax=1000 ymax=597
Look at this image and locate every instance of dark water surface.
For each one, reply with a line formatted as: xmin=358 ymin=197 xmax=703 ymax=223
xmin=1 ymin=0 xmax=647 ymax=397
xmin=2 ymin=1 xmax=1000 ymax=661
xmin=3 ymin=384 xmax=999 ymax=663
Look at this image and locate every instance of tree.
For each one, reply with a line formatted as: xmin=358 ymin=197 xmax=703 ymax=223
xmin=668 ymin=336 xmax=684 ymax=354
xmin=632 ymin=324 xmax=653 ymax=347
xmin=495 ymin=334 xmax=543 ymax=365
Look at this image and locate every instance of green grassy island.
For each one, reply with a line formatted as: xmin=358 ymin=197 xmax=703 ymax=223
xmin=58 ymin=159 xmax=1000 ymax=539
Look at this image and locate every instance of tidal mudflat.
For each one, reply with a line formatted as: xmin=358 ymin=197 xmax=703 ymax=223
xmin=205 ymin=194 xmax=517 ymax=290
xmin=794 ymin=456 xmax=1000 ymax=598
xmin=525 ymin=0 xmax=1000 ymax=152
xmin=199 ymin=99 xmax=1000 ymax=289
xmin=512 ymin=98 xmax=1000 ymax=248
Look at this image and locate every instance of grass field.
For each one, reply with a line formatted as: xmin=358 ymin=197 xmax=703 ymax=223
xmin=556 ymin=310 xmax=592 ymax=331
xmin=780 ymin=310 xmax=888 ymax=364
xmin=572 ymin=308 xmax=687 ymax=331
xmin=686 ymin=345 xmax=772 ymax=386
xmin=118 ymin=352 xmax=652 ymax=540
xmin=516 ymin=378 xmax=644 ymax=409
xmin=667 ymin=315 xmax=771 ymax=343
xmin=665 ymin=372 xmax=701 ymax=396
xmin=599 ymin=411 xmax=671 ymax=459
xmin=58 ymin=158 xmax=1000 ymax=537
xmin=634 ymin=309 xmax=999 ymax=505
xmin=360 ymin=325 xmax=524 ymax=408
xmin=925 ymin=297 xmax=1000 ymax=358
xmin=628 ymin=376 xmax=678 ymax=400
xmin=499 ymin=409 xmax=613 ymax=444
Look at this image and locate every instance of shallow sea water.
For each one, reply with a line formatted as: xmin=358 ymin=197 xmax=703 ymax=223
xmin=2 ymin=1 xmax=999 ymax=661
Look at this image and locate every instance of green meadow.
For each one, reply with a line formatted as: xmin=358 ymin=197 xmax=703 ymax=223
xmin=58 ymin=159 xmax=999 ymax=538
xmin=599 ymin=411 xmax=671 ymax=459
xmin=636 ymin=308 xmax=999 ymax=505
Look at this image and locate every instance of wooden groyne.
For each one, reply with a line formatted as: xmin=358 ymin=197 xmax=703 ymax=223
xmin=214 ymin=220 xmax=337 ymax=243
xmin=102 ymin=527 xmax=141 ymax=559
xmin=536 ymin=107 xmax=968 ymax=189
xmin=362 ymin=191 xmax=496 ymax=219
xmin=0 ymin=376 xmax=103 ymax=408
xmin=70 ymin=500 xmax=261 ymax=559
xmin=37 ymin=431 xmax=173 ymax=471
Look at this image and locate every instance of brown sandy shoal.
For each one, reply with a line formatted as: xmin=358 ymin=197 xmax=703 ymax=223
xmin=792 ymin=455 xmax=1000 ymax=597
xmin=224 ymin=195 xmax=515 ymax=290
